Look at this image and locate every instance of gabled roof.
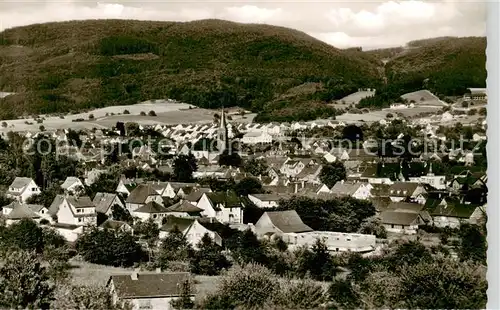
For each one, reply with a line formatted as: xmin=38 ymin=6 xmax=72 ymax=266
xmin=5 ymin=202 xmax=41 ymax=220
xmin=330 ymin=182 xmax=363 ymax=197
xmin=9 ymin=177 xmax=34 ymax=189
xmin=126 ymin=184 xmax=159 ymax=204
xmin=93 ymin=193 xmax=120 ymax=214
xmin=380 ymin=211 xmax=420 ymax=226
xmin=264 ymin=210 xmax=313 ymax=233
xmin=108 ymin=272 xmax=193 ymax=299
xmin=61 ymin=177 xmax=82 ymax=190
xmin=134 ymin=201 xmax=168 ymax=214
xmin=249 ymin=193 xmax=283 ymax=202
xmin=184 ymin=188 xmax=212 ymax=203
xmin=100 ymin=219 xmax=131 ymax=230
xmin=166 ymin=200 xmax=203 ymax=213
xmin=66 ymin=196 xmax=95 ymax=209
xmin=389 ymin=182 xmax=421 ymax=196
xmin=427 ymin=202 xmax=480 ymax=218
xmin=160 ymin=216 xmax=196 ymax=232
xmin=205 ymin=192 xmax=241 ymax=208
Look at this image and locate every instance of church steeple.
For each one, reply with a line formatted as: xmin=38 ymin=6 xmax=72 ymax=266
xmin=217 ymin=107 xmax=228 ymax=153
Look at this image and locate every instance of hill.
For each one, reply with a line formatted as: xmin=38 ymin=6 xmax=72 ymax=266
xmin=0 ymin=19 xmax=382 ymax=120
xmin=358 ymin=36 xmax=486 ymax=109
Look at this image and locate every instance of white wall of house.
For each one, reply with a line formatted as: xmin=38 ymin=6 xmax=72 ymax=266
xmin=51 ymin=226 xmax=84 ymax=242
xmin=116 ymin=181 xmax=131 ymax=196
xmin=56 ymin=199 xmax=96 ymax=226
xmin=162 ymin=184 xmax=177 ymax=198
xmin=7 ymin=179 xmax=40 ymax=203
xmin=185 ymin=220 xmax=222 ymax=249
xmin=247 ymin=195 xmax=279 ymax=209
xmin=383 ymin=223 xmax=419 ymax=234
xmin=283 ymin=231 xmax=376 ymax=253
xmin=352 ymin=185 xmax=372 ymax=200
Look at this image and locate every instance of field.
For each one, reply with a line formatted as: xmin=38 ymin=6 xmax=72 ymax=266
xmin=338 ymin=90 xmax=376 ymax=105
xmin=70 ymin=260 xmax=219 ymax=299
xmin=336 ymin=105 xmax=442 ymax=123
xmin=401 ymin=90 xmax=448 ymax=107
xmin=0 ymin=100 xmax=256 ymax=133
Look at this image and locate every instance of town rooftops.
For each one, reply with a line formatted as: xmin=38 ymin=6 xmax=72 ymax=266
xmin=93 ymin=193 xmax=121 ymax=214
xmin=160 ymin=216 xmax=196 ymax=232
xmin=108 ymin=272 xmax=193 ymax=299
xmin=249 ymin=193 xmax=284 ymax=202
xmin=61 ymin=177 xmax=82 ymax=190
xmin=330 ymin=182 xmax=363 ymax=197
xmin=264 ymin=210 xmax=313 ymax=233
xmin=100 ymin=219 xmax=131 ymax=230
xmin=184 ymin=188 xmax=212 ymax=203
xmin=66 ymin=196 xmax=95 ymax=209
xmin=5 ymin=202 xmax=41 ymax=220
xmin=389 ymin=182 xmax=421 ymax=196
xmin=205 ymin=192 xmax=241 ymax=208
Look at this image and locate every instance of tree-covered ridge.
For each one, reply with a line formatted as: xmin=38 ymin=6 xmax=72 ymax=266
xmin=0 ymin=19 xmax=382 ymax=119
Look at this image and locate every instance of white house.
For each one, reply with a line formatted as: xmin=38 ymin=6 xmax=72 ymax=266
xmin=195 ymin=192 xmax=243 ymax=224
xmin=162 ymin=182 xmax=197 ymax=198
xmin=61 ymin=177 xmax=85 ymax=194
xmin=165 ymin=200 xmax=204 ymax=218
xmin=282 ymin=231 xmax=376 ymax=253
xmin=380 ymin=211 xmax=424 ymax=234
xmin=388 ymin=182 xmax=426 ymax=202
xmin=254 ymin=210 xmax=313 ymax=238
xmin=330 ymin=181 xmax=372 ymax=200
xmin=409 ymin=167 xmax=446 ymax=190
xmin=85 ymin=168 xmax=107 ymax=186
xmin=48 ymin=223 xmax=85 ymax=242
xmin=2 ymin=202 xmax=44 ymax=226
xmin=108 ymin=272 xmax=195 ymax=310
xmin=132 ymin=201 xmax=169 ymax=224
xmin=49 ymin=195 xmax=97 ymax=226
xmin=241 ymin=132 xmax=273 ymax=144
xmin=6 ymin=177 xmax=40 ymax=203
xmin=160 ymin=216 xmax=222 ymax=248
xmin=248 ymin=193 xmax=284 ymax=209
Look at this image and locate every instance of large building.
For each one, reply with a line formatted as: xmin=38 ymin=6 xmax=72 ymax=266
xmin=217 ymin=108 xmax=229 ymax=153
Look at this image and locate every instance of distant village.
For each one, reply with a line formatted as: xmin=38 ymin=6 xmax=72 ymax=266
xmin=0 ymin=87 xmax=488 ymax=309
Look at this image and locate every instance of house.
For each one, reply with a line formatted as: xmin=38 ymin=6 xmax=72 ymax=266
xmin=116 ymin=177 xmax=140 ymax=197
xmin=84 ymin=168 xmax=107 ymax=186
xmin=425 ymin=198 xmax=486 ymax=228
xmin=323 ymin=152 xmax=337 ymax=163
xmin=284 ymin=231 xmax=376 ymax=253
xmin=160 ymin=216 xmax=222 ymax=248
xmin=60 ymin=177 xmax=85 ymax=194
xmin=107 ymin=272 xmax=194 ymax=310
xmin=254 ymin=210 xmax=313 ymax=238
xmin=380 ymin=211 xmax=424 ymax=234
xmin=196 ymin=192 xmax=243 ymax=224
xmin=49 ymin=223 xmax=85 ymax=242
xmin=409 ymin=166 xmax=446 ymax=190
xmin=165 ymin=200 xmax=204 ymax=218
xmin=463 ymin=88 xmax=487 ymax=101
xmin=329 ymin=181 xmax=372 ymax=200
xmin=241 ymin=132 xmax=273 ymax=144
xmin=248 ymin=193 xmax=285 ymax=209
xmin=99 ymin=219 xmax=134 ymax=234
xmin=388 ymin=182 xmax=426 ymax=202
xmin=49 ymin=195 xmax=97 ymax=226
xmin=295 ymin=165 xmax=322 ymax=184
xmin=2 ymin=202 xmax=43 ymax=226
xmin=184 ymin=188 xmax=213 ymax=205
xmin=6 ymin=177 xmax=40 ymax=203
xmin=162 ymin=182 xmax=197 ymax=198
xmin=132 ymin=201 xmax=169 ymax=224
xmin=126 ymin=184 xmax=164 ymax=212
xmin=93 ymin=193 xmax=125 ymax=217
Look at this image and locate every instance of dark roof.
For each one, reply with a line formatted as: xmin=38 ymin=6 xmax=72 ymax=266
xmin=387 ymin=202 xmax=424 ymax=213
xmin=371 ymin=184 xmax=391 ymax=196
xmin=109 ymin=272 xmax=193 ymax=299
xmin=369 ymin=197 xmax=392 ymax=212
xmin=166 ymin=200 xmax=203 ymax=213
xmin=249 ymin=193 xmax=283 ymax=202
xmin=184 ymin=188 xmax=212 ymax=203
xmin=126 ymin=184 xmax=159 ymax=204
xmin=49 ymin=194 xmax=65 ymax=215
xmin=389 ymin=182 xmax=421 ymax=197
xmin=380 ymin=211 xmax=420 ymax=226
xmin=100 ymin=219 xmax=131 ymax=230
xmin=134 ymin=201 xmax=168 ymax=214
xmin=205 ymin=192 xmax=241 ymax=208
xmin=67 ymin=196 xmax=95 ymax=209
xmin=160 ymin=216 xmax=195 ymax=232
xmin=264 ymin=210 xmax=313 ymax=233
xmin=93 ymin=193 xmax=120 ymax=214
xmin=9 ymin=177 xmax=33 ymax=189
xmin=427 ymin=203 xmax=480 ymax=218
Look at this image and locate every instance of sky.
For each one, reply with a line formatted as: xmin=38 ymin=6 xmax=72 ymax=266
xmin=0 ymin=0 xmax=487 ymax=50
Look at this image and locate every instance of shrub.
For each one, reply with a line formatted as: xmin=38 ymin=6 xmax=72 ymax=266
xmin=148 ymin=110 xmax=157 ymax=116
xmin=461 ymin=101 xmax=469 ymax=108
xmin=386 ymin=113 xmax=394 ymax=118
xmin=140 ymin=111 xmax=146 ymax=116
xmin=479 ymin=107 xmax=487 ymax=115
xmin=88 ymin=114 xmax=94 ymax=120
xmin=467 ymin=109 xmax=477 ymax=116
xmin=59 ymin=115 xmax=64 ymax=119
xmin=39 ymin=125 xmax=45 ymax=131
xmin=123 ymin=109 xmax=130 ymax=114
xmin=1 ymin=121 xmax=7 ymax=128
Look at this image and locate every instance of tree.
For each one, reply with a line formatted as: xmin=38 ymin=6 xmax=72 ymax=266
xmin=140 ymin=111 xmax=146 ymax=116
xmin=319 ymin=162 xmax=347 ymax=188
xmin=76 ymin=229 xmax=143 ymax=267
xmin=296 ymin=238 xmax=336 ymax=281
xmin=173 ymin=153 xmax=197 ymax=182
xmin=231 ymin=229 xmax=268 ymax=265
xmin=111 ymin=204 xmax=133 ymax=223
xmin=218 ymin=150 xmax=242 ymax=167
xmin=328 ymin=278 xmax=360 ymax=309
xmin=458 ymin=223 xmax=487 ymax=264
xmin=133 ymin=218 xmax=160 ymax=250
xmin=170 ymin=280 xmax=194 ymax=310
xmin=157 ymin=226 xmax=193 ymax=269
xmin=243 ymin=158 xmax=268 ymax=176
xmin=234 ymin=177 xmax=264 ymax=196
xmin=387 ymin=240 xmax=433 ymax=272
xmin=39 ymin=125 xmax=45 ymax=131
xmin=0 ymin=250 xmax=54 ymax=309
xmin=123 ymin=109 xmax=130 ymax=114
xmin=190 ymin=234 xmax=231 ymax=275
xmin=148 ymin=110 xmax=157 ymax=116
xmin=53 ymin=284 xmax=120 ymax=310
xmin=88 ymin=114 xmax=95 ymax=120
xmin=2 ymin=219 xmax=45 ymax=253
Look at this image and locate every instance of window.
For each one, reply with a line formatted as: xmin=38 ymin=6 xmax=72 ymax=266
xmin=32 ymin=187 xmax=37 ymax=191
xmin=153 ymin=214 xmax=157 ymax=219
xmin=76 ymin=209 xmax=81 ymax=213
xmin=336 ymin=248 xmax=339 ymax=252
xmin=78 ymin=218 xmax=82 ymax=223
xmin=347 ymin=238 xmax=351 ymax=242
xmin=138 ymin=300 xmax=152 ymax=309
xmin=391 ymin=224 xmax=394 ymax=228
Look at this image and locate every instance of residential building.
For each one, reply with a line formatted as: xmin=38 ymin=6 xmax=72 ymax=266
xmin=125 ymin=184 xmax=164 ymax=212
xmin=132 ymin=201 xmax=169 ymax=224
xmin=330 ymin=181 xmax=372 ymax=200
xmin=248 ymin=193 xmax=285 ymax=209
xmin=380 ymin=211 xmax=424 ymax=234
xmin=254 ymin=210 xmax=314 ymax=238
xmin=241 ymin=132 xmax=273 ymax=144
xmin=2 ymin=202 xmax=43 ymax=226
xmin=388 ymin=182 xmax=426 ymax=202
xmin=159 ymin=216 xmax=222 ymax=248
xmin=60 ymin=177 xmax=85 ymax=194
xmin=93 ymin=193 xmax=125 ymax=216
xmin=107 ymin=272 xmax=194 ymax=310
xmin=165 ymin=200 xmax=204 ymax=218
xmin=196 ymin=192 xmax=243 ymax=224
xmin=6 ymin=177 xmax=40 ymax=203
xmin=99 ymin=219 xmax=134 ymax=234
xmin=49 ymin=195 xmax=97 ymax=226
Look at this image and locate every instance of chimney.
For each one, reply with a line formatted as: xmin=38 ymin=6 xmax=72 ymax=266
xmin=131 ymin=272 xmax=138 ymax=280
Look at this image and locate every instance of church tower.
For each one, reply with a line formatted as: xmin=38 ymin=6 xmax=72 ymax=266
xmin=217 ymin=108 xmax=228 ymax=153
